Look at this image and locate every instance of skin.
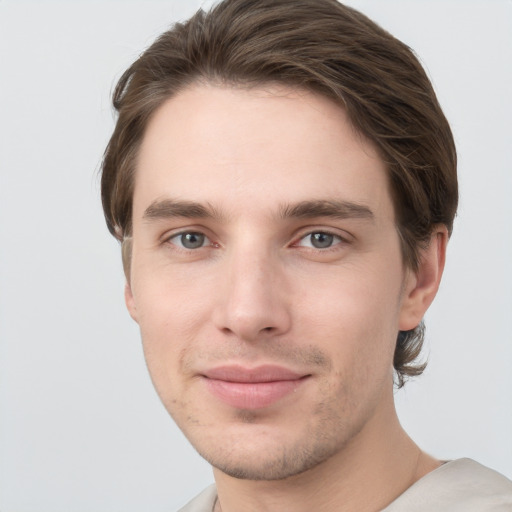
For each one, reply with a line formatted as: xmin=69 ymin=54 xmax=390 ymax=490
xmin=125 ymin=84 xmax=447 ymax=511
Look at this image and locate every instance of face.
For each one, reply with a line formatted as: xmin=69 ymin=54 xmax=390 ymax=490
xmin=126 ymin=84 xmax=426 ymax=480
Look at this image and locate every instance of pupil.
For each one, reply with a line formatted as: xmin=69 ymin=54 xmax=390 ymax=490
xmin=311 ymin=232 xmax=333 ymax=248
xmin=181 ymin=232 xmax=204 ymax=249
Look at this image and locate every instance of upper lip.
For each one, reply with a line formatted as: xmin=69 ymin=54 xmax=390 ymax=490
xmin=202 ymin=364 xmax=307 ymax=383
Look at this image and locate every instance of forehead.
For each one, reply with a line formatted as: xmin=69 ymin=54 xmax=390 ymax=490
xmin=134 ymin=83 xmax=391 ymax=220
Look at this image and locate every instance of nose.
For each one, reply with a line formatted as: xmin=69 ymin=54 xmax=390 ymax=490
xmin=212 ymin=247 xmax=292 ymax=342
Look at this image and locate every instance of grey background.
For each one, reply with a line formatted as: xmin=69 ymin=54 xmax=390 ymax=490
xmin=1 ymin=1 xmax=511 ymax=510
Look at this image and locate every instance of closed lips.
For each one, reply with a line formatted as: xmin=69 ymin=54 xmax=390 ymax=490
xmin=202 ymin=365 xmax=310 ymax=409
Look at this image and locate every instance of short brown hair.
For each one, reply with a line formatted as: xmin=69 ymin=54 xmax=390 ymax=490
xmin=101 ymin=0 xmax=458 ymax=387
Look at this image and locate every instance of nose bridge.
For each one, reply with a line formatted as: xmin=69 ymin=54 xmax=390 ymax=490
xmin=214 ymin=240 xmax=290 ymax=340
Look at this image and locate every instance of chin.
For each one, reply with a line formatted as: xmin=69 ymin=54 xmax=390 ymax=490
xmin=192 ymin=420 xmax=353 ymax=481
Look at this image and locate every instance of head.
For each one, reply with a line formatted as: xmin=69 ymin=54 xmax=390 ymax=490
xmin=102 ymin=0 xmax=457 ymax=387
xmin=101 ymin=0 xmax=457 ymax=479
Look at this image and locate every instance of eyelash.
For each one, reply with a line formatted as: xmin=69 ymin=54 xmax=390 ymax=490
xmin=292 ymin=230 xmax=347 ymax=251
xmin=164 ymin=228 xmax=349 ymax=253
xmin=165 ymin=231 xmax=217 ymax=251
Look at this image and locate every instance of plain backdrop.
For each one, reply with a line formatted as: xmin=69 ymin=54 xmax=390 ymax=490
xmin=0 ymin=1 xmax=511 ymax=511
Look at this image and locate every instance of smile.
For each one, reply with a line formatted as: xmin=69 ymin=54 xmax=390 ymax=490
xmin=202 ymin=365 xmax=310 ymax=410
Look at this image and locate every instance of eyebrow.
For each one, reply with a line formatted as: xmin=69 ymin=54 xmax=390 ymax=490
xmin=143 ymin=199 xmax=222 ymax=221
xmin=279 ymin=199 xmax=374 ymax=221
xmin=142 ymin=198 xmax=374 ymax=223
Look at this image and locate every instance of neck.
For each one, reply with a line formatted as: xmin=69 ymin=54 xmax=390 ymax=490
xmin=212 ymin=398 xmax=439 ymax=512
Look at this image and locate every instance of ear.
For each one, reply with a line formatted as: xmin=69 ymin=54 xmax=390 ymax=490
xmin=124 ymin=281 xmax=139 ymax=323
xmin=399 ymin=225 xmax=448 ymax=331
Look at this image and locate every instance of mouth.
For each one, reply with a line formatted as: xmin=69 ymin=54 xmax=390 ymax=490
xmin=201 ymin=364 xmax=311 ymax=410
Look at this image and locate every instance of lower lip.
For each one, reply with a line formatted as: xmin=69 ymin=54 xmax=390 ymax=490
xmin=204 ymin=378 xmax=305 ymax=410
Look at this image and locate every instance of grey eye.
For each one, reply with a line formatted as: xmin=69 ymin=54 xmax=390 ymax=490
xmin=296 ymin=231 xmax=342 ymax=249
xmin=310 ymin=232 xmax=334 ymax=248
xmin=174 ymin=232 xmax=207 ymax=249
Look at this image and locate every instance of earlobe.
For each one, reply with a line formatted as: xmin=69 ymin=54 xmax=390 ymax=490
xmin=124 ymin=282 xmax=139 ymax=323
xmin=399 ymin=226 xmax=448 ymax=331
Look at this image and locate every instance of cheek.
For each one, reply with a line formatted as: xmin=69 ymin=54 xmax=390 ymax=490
xmin=133 ymin=261 xmax=214 ymax=333
xmin=301 ymin=275 xmax=400 ymax=426
xmin=131 ymin=274 xmax=212 ymax=393
xmin=296 ymin=265 xmax=402 ymax=373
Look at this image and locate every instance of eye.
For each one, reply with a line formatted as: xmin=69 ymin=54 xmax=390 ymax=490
xmin=296 ymin=231 xmax=343 ymax=249
xmin=168 ymin=231 xmax=210 ymax=249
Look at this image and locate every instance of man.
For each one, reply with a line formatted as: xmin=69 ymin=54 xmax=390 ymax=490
xmin=100 ymin=0 xmax=512 ymax=510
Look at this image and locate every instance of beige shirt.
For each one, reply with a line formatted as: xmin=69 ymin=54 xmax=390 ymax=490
xmin=177 ymin=459 xmax=512 ymax=511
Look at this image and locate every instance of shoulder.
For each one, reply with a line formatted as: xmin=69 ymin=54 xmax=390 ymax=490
xmin=383 ymin=458 xmax=512 ymax=511
xmin=176 ymin=484 xmax=217 ymax=512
